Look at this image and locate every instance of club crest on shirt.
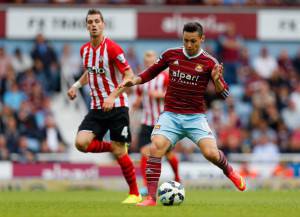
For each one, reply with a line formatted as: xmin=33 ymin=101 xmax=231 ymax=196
xmin=195 ymin=64 xmax=203 ymax=72
xmin=154 ymin=125 xmax=161 ymax=130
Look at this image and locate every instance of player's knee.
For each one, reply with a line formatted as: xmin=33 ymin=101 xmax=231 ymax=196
xmin=150 ymin=137 xmax=169 ymax=157
xmin=202 ymin=148 xmax=219 ymax=162
xmin=75 ymin=138 xmax=89 ymax=153
xmin=112 ymin=149 xmax=126 ymax=158
xmin=75 ymin=142 xmax=87 ymax=153
xmin=150 ymin=141 xmax=161 ymax=151
xmin=111 ymin=142 xmax=127 ymax=158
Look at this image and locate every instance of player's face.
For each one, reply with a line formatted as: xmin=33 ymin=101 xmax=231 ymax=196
xmin=86 ymin=14 xmax=104 ymax=38
xmin=183 ymin=31 xmax=204 ymax=57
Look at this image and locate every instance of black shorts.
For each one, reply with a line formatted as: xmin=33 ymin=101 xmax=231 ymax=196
xmin=137 ymin=124 xmax=154 ymax=149
xmin=78 ymin=107 xmax=131 ymax=143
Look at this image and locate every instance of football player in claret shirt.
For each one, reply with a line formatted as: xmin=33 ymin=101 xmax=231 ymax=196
xmin=132 ymin=50 xmax=181 ymax=196
xmin=120 ymin=22 xmax=246 ymax=206
xmin=67 ymin=9 xmax=141 ymax=204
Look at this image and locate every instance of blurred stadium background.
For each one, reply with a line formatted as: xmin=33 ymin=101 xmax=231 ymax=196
xmin=1 ymin=0 xmax=300 ymax=194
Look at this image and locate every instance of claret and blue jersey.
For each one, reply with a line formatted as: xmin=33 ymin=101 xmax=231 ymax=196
xmin=139 ymin=46 xmax=229 ymax=114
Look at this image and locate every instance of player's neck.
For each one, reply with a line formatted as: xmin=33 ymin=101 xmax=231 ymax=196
xmin=183 ymin=47 xmax=203 ymax=59
xmin=90 ymin=35 xmax=104 ymax=48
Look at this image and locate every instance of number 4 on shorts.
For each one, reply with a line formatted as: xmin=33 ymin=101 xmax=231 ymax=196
xmin=121 ymin=126 xmax=128 ymax=138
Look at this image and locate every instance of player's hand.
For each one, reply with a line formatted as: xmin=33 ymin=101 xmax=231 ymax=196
xmin=67 ymin=86 xmax=77 ymax=100
xmin=211 ymin=64 xmax=224 ymax=81
xmin=103 ymin=95 xmax=115 ymax=112
xmin=119 ymin=77 xmax=137 ymax=89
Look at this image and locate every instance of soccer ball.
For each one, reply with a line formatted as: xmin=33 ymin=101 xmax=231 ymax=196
xmin=158 ymin=181 xmax=185 ymax=206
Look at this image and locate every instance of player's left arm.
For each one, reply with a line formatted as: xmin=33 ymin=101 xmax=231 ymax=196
xmin=103 ymin=68 xmax=134 ymax=112
xmin=110 ymin=68 xmax=134 ymax=98
xmin=211 ymin=64 xmax=229 ymax=100
xmin=102 ymin=42 xmax=134 ymax=111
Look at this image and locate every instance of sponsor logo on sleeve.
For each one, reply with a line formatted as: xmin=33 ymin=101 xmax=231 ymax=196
xmin=117 ymin=54 xmax=126 ymax=64
xmin=155 ymin=57 xmax=161 ymax=64
xmin=173 ymin=60 xmax=179 ymax=65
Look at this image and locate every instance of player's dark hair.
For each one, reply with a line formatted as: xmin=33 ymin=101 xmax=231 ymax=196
xmin=183 ymin=22 xmax=203 ymax=36
xmin=86 ymin=9 xmax=104 ymax=23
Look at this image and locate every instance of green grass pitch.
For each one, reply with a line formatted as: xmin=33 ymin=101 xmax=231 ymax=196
xmin=0 ymin=190 xmax=299 ymax=217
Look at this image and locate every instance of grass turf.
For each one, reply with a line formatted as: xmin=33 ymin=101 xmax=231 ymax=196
xmin=0 ymin=190 xmax=299 ymax=217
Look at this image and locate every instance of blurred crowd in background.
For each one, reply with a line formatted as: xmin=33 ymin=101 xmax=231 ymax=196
xmin=1 ymin=21 xmax=300 ymax=166
xmin=0 ymin=34 xmax=65 ymax=162
xmin=1 ymin=0 xmax=300 ymax=6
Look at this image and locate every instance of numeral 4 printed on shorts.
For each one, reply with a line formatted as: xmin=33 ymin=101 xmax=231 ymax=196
xmin=121 ymin=126 xmax=128 ymax=138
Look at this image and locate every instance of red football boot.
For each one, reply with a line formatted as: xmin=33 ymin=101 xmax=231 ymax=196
xmin=227 ymin=170 xmax=246 ymax=191
xmin=136 ymin=196 xmax=157 ymax=206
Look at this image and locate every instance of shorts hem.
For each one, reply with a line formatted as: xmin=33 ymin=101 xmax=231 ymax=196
xmin=151 ymin=132 xmax=176 ymax=146
xmin=195 ymin=136 xmax=216 ymax=144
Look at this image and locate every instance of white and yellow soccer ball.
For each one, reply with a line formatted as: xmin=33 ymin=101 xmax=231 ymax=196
xmin=158 ymin=181 xmax=185 ymax=206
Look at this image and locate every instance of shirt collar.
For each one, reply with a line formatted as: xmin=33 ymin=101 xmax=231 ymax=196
xmin=183 ymin=47 xmax=203 ymax=59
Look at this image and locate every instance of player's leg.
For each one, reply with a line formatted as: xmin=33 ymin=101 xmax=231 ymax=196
xmin=136 ymin=135 xmax=171 ymax=206
xmin=165 ymin=150 xmax=181 ymax=183
xmin=137 ymin=112 xmax=182 ymax=206
xmin=197 ymin=138 xmax=246 ymax=191
xmin=110 ymin=141 xmax=141 ymax=203
xmin=185 ymin=113 xmax=246 ymax=191
xmin=109 ymin=107 xmax=141 ymax=204
xmin=75 ymin=110 xmax=111 ymax=153
xmin=140 ymin=145 xmax=150 ymax=195
xmin=75 ymin=131 xmax=112 ymax=153
xmin=136 ymin=124 xmax=154 ymax=195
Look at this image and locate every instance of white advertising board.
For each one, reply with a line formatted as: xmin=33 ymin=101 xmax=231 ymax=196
xmin=258 ymin=10 xmax=300 ymax=41
xmin=6 ymin=8 xmax=136 ymax=40
xmin=0 ymin=162 xmax=12 ymax=179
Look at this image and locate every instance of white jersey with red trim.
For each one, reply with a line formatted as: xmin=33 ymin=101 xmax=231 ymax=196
xmin=136 ymin=70 xmax=169 ymax=126
xmin=80 ymin=37 xmax=130 ymax=109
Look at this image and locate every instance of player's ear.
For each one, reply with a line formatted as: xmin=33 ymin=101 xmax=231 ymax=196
xmin=200 ymin=35 xmax=205 ymax=42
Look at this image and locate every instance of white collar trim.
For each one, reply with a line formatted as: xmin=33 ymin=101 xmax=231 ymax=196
xmin=183 ymin=48 xmax=203 ymax=59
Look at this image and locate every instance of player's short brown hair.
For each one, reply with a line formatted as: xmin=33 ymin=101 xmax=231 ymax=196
xmin=183 ymin=22 xmax=203 ymax=36
xmin=86 ymin=9 xmax=104 ymax=23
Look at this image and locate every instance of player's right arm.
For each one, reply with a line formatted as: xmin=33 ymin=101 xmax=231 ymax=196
xmin=68 ymin=44 xmax=89 ymax=100
xmin=67 ymin=70 xmax=89 ymax=100
xmin=211 ymin=64 xmax=229 ymax=100
xmin=120 ymin=52 xmax=169 ymax=88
